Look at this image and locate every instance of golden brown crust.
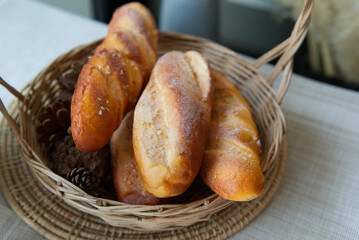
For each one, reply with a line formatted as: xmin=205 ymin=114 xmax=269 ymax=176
xmin=110 ymin=111 xmax=167 ymax=205
xmin=133 ymin=51 xmax=213 ymax=198
xmin=108 ymin=2 xmax=158 ymax=52
xmin=200 ymin=71 xmax=264 ymax=201
xmin=71 ymin=3 xmax=157 ymax=153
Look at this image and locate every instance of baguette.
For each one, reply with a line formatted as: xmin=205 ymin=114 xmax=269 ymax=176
xmin=133 ymin=51 xmax=213 ymax=198
xmin=71 ymin=2 xmax=157 ymax=153
xmin=110 ymin=111 xmax=167 ymax=205
xmin=200 ymin=71 xmax=264 ymax=201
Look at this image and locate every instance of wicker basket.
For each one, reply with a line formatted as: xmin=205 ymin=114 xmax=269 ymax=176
xmin=0 ymin=0 xmax=313 ymax=232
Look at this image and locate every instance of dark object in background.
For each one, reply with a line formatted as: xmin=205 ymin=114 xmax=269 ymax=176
xmin=219 ymin=0 xmax=294 ymax=57
xmin=93 ymin=0 xmax=131 ymax=23
xmin=92 ymin=0 xmax=358 ymax=91
xmin=159 ymin=0 xmax=218 ymax=41
xmin=92 ymin=0 xmax=161 ymax=23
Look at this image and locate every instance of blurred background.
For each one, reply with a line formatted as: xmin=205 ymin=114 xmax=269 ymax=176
xmin=32 ymin=0 xmax=359 ymax=91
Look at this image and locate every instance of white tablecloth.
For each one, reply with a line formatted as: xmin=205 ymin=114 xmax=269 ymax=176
xmin=1 ymin=0 xmax=358 ymax=239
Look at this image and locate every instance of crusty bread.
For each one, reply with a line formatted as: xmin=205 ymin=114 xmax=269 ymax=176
xmin=110 ymin=111 xmax=167 ymax=205
xmin=71 ymin=2 xmax=157 ymax=153
xmin=200 ymin=71 xmax=264 ymax=201
xmin=133 ymin=51 xmax=213 ymax=198
xmin=107 ymin=2 xmax=157 ymax=53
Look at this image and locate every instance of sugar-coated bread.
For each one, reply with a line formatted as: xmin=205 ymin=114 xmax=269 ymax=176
xmin=110 ymin=111 xmax=167 ymax=205
xmin=200 ymin=71 xmax=264 ymax=201
xmin=71 ymin=2 xmax=157 ymax=153
xmin=133 ymin=51 xmax=213 ymax=198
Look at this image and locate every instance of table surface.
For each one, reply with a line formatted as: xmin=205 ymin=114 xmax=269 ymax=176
xmin=1 ymin=0 xmax=359 ymax=239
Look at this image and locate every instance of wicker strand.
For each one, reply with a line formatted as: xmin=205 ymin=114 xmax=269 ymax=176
xmin=266 ymin=0 xmax=313 ymax=84
xmin=0 ymin=99 xmax=32 ymax=158
xmin=253 ymin=0 xmax=313 ymax=103
xmin=0 ymin=76 xmax=25 ymax=102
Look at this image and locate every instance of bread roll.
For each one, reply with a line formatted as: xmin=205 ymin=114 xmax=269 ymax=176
xmin=200 ymin=71 xmax=264 ymax=201
xmin=110 ymin=111 xmax=167 ymax=205
xmin=71 ymin=2 xmax=157 ymax=153
xmin=133 ymin=51 xmax=213 ymax=198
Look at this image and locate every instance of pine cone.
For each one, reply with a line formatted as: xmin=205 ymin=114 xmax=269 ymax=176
xmin=66 ymin=167 xmax=94 ymax=190
xmin=36 ymin=99 xmax=71 ymax=146
xmin=58 ymin=62 xmax=83 ymax=100
xmin=51 ymin=131 xmax=110 ymax=189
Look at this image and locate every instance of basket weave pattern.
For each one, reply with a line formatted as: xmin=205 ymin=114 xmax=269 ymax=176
xmin=0 ymin=0 xmax=312 ymax=232
xmin=0 ymin=118 xmax=286 ymax=239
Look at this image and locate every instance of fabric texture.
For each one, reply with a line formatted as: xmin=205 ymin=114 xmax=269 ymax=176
xmin=0 ymin=204 xmax=44 ymax=240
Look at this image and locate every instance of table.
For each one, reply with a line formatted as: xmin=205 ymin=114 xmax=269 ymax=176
xmin=1 ymin=0 xmax=358 ymax=239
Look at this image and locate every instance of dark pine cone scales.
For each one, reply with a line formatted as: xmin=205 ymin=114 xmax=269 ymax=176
xmin=66 ymin=167 xmax=94 ymax=190
xmin=36 ymin=99 xmax=71 ymax=148
xmin=58 ymin=62 xmax=83 ymax=100
xmin=51 ymin=133 xmax=110 ymax=190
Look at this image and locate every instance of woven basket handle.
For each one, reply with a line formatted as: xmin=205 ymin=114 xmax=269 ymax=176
xmin=252 ymin=0 xmax=313 ymax=103
xmin=0 ymin=77 xmax=25 ymax=102
xmin=0 ymin=77 xmax=32 ymax=155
